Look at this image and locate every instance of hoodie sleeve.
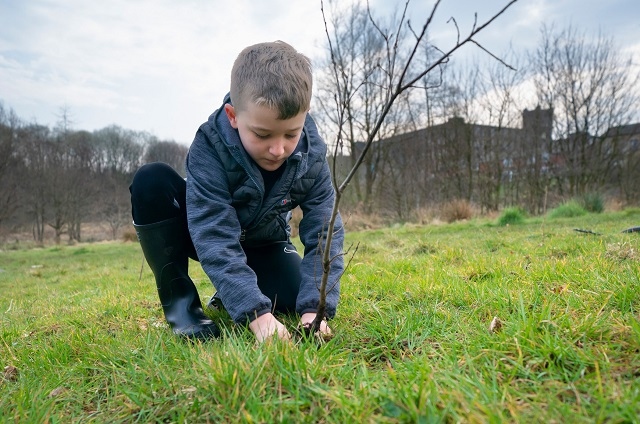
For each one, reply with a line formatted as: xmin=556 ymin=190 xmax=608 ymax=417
xmin=185 ymin=127 xmax=272 ymax=324
xmin=296 ymin=158 xmax=344 ymax=318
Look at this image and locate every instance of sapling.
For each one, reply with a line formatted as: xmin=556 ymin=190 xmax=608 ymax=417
xmin=309 ymin=0 xmax=521 ymax=334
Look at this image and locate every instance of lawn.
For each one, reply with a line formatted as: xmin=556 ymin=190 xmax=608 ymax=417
xmin=1 ymin=209 xmax=639 ymax=423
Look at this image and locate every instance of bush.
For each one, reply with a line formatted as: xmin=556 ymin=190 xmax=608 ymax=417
xmin=549 ymin=201 xmax=587 ymax=219
xmin=441 ymin=199 xmax=474 ymax=223
xmin=579 ymin=193 xmax=605 ymax=213
xmin=497 ymin=207 xmax=526 ymax=226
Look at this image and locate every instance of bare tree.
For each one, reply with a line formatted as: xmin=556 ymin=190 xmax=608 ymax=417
xmin=47 ymin=109 xmax=94 ymax=243
xmin=476 ymin=52 xmax=527 ymax=212
xmin=93 ymin=125 xmax=144 ymax=240
xmin=0 ymin=104 xmax=22 ymax=235
xmin=143 ymin=139 xmax=189 ymax=176
xmin=93 ymin=125 xmax=144 ymax=175
xmin=438 ymin=66 xmax=482 ymax=203
xmin=310 ymin=0 xmax=520 ymax=332
xmin=315 ymin=1 xmax=414 ymax=213
xmin=65 ymin=130 xmax=98 ymax=242
xmin=18 ymin=124 xmax=53 ymax=243
xmin=607 ymin=124 xmax=640 ymax=205
xmin=531 ymin=24 xmax=640 ymax=196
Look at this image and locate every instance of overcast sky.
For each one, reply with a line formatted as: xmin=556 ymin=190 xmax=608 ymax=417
xmin=1 ymin=0 xmax=639 ymax=144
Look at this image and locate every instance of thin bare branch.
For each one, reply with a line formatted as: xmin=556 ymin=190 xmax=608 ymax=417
xmin=448 ymin=16 xmax=461 ymax=45
xmin=401 ymin=0 xmax=520 ymax=91
xmin=470 ymin=40 xmax=517 ymax=71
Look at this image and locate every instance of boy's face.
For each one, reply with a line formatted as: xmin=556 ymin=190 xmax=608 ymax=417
xmin=224 ymin=103 xmax=306 ymax=171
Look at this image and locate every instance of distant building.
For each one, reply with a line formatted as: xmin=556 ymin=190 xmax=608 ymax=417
xmin=345 ymin=106 xmax=640 ymax=214
xmin=603 ymin=123 xmax=640 ymax=154
xmin=360 ymin=106 xmax=555 ymax=181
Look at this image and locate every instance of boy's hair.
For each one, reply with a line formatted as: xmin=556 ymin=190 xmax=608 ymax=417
xmin=230 ymin=41 xmax=313 ymax=120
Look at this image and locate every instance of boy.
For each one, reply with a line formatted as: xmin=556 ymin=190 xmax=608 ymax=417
xmin=130 ymin=41 xmax=344 ymax=342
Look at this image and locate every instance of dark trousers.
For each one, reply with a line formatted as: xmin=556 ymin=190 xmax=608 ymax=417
xmin=129 ymin=162 xmax=301 ymax=313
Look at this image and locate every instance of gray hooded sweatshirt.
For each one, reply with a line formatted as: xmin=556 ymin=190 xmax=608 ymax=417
xmin=185 ymin=96 xmax=344 ymax=324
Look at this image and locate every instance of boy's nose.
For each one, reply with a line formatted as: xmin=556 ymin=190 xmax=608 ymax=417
xmin=269 ymin=139 xmax=286 ymax=157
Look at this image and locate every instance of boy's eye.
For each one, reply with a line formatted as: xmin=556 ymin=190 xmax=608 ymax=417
xmin=254 ymin=132 xmax=298 ymax=140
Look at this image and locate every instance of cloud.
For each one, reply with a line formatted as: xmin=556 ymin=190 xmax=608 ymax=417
xmin=1 ymin=0 xmax=638 ymax=142
xmin=0 ymin=0 xmax=327 ymax=141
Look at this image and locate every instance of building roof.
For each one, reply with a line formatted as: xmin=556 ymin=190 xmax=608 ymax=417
xmin=605 ymin=123 xmax=640 ymax=138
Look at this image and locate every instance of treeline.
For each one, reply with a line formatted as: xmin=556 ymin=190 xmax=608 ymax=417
xmin=0 ymin=105 xmax=188 ymax=244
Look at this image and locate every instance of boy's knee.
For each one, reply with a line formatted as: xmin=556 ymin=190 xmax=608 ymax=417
xmin=131 ymin=163 xmax=177 ymax=196
xmin=133 ymin=162 xmax=171 ymax=187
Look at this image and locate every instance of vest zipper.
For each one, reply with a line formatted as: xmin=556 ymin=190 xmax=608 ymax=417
xmin=230 ymin=145 xmax=264 ymax=227
xmin=244 ymin=160 xmax=300 ymax=233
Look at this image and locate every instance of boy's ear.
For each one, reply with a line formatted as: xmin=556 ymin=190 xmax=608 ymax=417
xmin=224 ymin=104 xmax=239 ymax=129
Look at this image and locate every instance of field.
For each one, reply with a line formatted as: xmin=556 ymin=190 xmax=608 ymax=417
xmin=1 ymin=210 xmax=639 ymax=423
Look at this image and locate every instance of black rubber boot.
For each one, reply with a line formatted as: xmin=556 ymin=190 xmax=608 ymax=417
xmin=134 ymin=217 xmax=220 ymax=340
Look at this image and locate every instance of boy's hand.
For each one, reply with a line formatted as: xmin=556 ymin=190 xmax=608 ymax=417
xmin=300 ymin=312 xmax=332 ymax=335
xmin=248 ymin=312 xmax=291 ymax=343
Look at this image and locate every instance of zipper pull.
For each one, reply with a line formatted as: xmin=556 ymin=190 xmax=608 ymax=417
xmin=240 ymin=229 xmax=246 ymax=242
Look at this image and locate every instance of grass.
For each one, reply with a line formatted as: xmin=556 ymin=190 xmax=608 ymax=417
xmin=549 ymin=201 xmax=588 ymax=219
xmin=1 ymin=210 xmax=639 ymax=423
xmin=497 ymin=207 xmax=527 ymax=226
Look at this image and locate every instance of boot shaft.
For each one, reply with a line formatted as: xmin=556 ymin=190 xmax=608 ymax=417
xmin=134 ymin=217 xmax=190 ymax=278
xmin=133 ymin=217 xmax=218 ymax=339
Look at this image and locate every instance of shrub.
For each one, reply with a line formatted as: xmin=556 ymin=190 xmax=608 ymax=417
xmin=579 ymin=193 xmax=605 ymax=213
xmin=549 ymin=201 xmax=587 ymax=219
xmin=441 ymin=199 xmax=474 ymax=223
xmin=497 ymin=207 xmax=526 ymax=226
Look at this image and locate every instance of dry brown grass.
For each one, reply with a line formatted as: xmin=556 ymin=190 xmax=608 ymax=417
xmin=339 ymin=209 xmax=385 ymax=231
xmin=605 ymin=197 xmax=626 ymax=212
xmin=289 ymin=207 xmax=386 ymax=237
xmin=121 ymin=227 xmax=138 ymax=242
xmin=1 ymin=222 xmax=130 ymax=247
xmin=439 ymin=199 xmax=475 ymax=223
